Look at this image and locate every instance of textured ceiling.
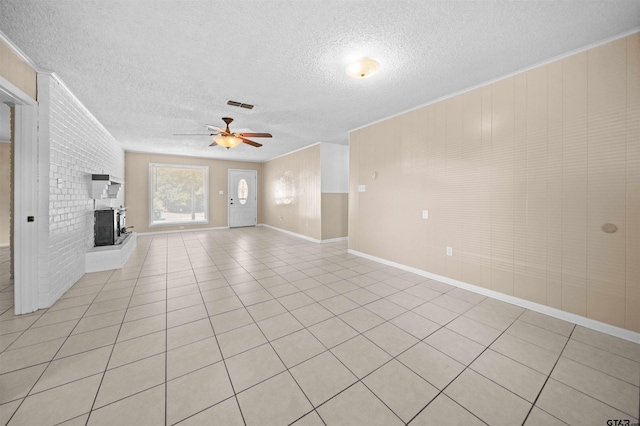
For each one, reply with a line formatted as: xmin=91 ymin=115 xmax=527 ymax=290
xmin=1 ymin=1 xmax=639 ymax=162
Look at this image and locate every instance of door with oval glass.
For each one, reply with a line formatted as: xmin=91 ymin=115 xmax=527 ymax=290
xmin=228 ymin=169 xmax=257 ymax=228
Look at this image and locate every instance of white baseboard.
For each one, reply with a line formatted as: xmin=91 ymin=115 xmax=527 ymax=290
xmin=137 ymin=226 xmax=229 ymax=236
xmin=349 ymin=249 xmax=640 ymax=344
xmin=260 ymin=224 xmax=348 ymax=244
xmin=260 ymin=224 xmax=322 ymax=243
xmin=321 ymin=236 xmax=348 ymax=243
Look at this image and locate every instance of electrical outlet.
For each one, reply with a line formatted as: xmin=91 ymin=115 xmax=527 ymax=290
xmin=422 ymin=210 xmax=429 ymax=219
xmin=358 ymin=185 xmax=366 ymax=193
xmin=219 ymin=190 xmax=224 ymax=195
xmin=446 ymin=247 xmax=453 ymax=256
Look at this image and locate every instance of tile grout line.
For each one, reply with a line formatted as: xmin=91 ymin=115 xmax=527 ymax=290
xmin=529 ymin=330 xmax=640 ymax=421
xmin=519 ymin=323 xmax=577 ymax=425
xmin=80 ymin=238 xmax=148 ymax=426
xmin=217 ymin=234 xmax=319 ymax=425
xmin=82 ymin=240 xmax=149 ymax=425
xmin=188 ymin=232 xmax=248 ymax=426
xmin=164 ymin=235 xmax=169 ymax=426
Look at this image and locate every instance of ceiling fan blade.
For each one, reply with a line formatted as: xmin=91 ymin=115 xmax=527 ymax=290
xmin=239 ymin=132 xmax=272 ymax=138
xmin=174 ymin=133 xmax=214 ymax=136
xmin=206 ymin=125 xmax=225 ymax=133
xmin=240 ymin=137 xmax=262 ymax=147
xmin=209 ymin=141 xmax=218 ymax=147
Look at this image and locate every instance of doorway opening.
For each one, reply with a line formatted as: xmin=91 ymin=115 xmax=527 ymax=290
xmin=0 ymin=103 xmax=11 ymax=315
xmin=0 ymin=77 xmax=39 ymax=315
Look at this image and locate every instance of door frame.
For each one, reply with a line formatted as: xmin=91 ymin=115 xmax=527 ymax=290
xmin=228 ymin=169 xmax=257 ymax=228
xmin=0 ymin=75 xmax=39 ymax=314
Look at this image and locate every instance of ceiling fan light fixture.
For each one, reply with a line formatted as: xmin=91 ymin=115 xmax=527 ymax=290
xmin=345 ymin=58 xmax=380 ymax=79
xmin=215 ymin=135 xmax=243 ymax=149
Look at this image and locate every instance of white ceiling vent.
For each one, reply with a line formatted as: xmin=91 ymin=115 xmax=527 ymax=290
xmin=227 ymin=100 xmax=254 ymax=110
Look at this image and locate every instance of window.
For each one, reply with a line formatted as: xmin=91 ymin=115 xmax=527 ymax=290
xmin=149 ymin=163 xmax=208 ymax=226
xmin=238 ymin=178 xmax=248 ymax=205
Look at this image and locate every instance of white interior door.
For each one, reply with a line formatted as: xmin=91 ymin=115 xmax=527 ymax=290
xmin=229 ymin=169 xmax=257 ymax=228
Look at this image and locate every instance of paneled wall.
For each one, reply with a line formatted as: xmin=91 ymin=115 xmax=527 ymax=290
xmin=0 ymin=37 xmax=37 ymax=100
xmin=125 ymin=152 xmax=263 ymax=233
xmin=349 ymin=34 xmax=639 ymax=332
xmin=321 ymin=193 xmax=348 ymax=240
xmin=263 ymin=144 xmax=322 ymax=240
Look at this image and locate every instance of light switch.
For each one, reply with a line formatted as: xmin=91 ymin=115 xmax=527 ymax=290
xmin=422 ymin=210 xmax=429 ymax=219
xmin=57 ymin=178 xmax=63 ymax=189
xmin=446 ymin=247 xmax=453 ymax=256
xmin=358 ymin=185 xmax=366 ymax=193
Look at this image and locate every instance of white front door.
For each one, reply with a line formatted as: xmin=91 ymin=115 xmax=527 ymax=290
xmin=228 ymin=169 xmax=257 ymax=228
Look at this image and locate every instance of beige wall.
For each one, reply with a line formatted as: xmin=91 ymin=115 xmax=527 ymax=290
xmin=0 ymin=38 xmax=37 ymax=100
xmin=322 ymin=193 xmax=348 ymax=240
xmin=263 ymin=145 xmax=322 ymax=240
xmin=349 ymin=33 xmax=639 ymax=332
xmin=125 ymin=152 xmax=263 ymax=233
xmin=0 ymin=142 xmax=10 ymax=245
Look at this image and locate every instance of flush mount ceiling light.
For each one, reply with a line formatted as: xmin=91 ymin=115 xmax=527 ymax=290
xmin=345 ymin=57 xmax=380 ymax=79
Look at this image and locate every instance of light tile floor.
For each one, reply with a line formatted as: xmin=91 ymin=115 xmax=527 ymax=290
xmin=0 ymin=227 xmax=638 ymax=425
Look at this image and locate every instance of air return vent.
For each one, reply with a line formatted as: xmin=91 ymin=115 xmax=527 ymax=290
xmin=227 ymin=100 xmax=254 ymax=110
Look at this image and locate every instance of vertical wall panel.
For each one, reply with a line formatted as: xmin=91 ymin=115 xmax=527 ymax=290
xmin=445 ymin=97 xmax=464 ymax=281
xmin=480 ymin=88 xmax=494 ymax=288
xmin=398 ymin=109 xmax=429 ymax=268
xmin=490 ymin=78 xmax=515 ymax=295
xmin=348 ymin=129 xmax=362 ymax=249
xmin=381 ymin=116 xmax=404 ymax=263
xmin=423 ymin=106 xmax=437 ymax=273
xmin=461 ymin=89 xmax=488 ymax=288
xmin=547 ymin=61 xmax=564 ymax=309
xmin=586 ymin=39 xmax=627 ymax=328
xmin=522 ymin=66 xmax=549 ymax=304
xmin=513 ymin=73 xmax=528 ymax=300
xmin=321 ymin=193 xmax=348 ymax=240
xmin=561 ymin=52 xmax=588 ymax=316
xmin=625 ymin=33 xmax=640 ymax=332
xmin=350 ymin=124 xmax=379 ymax=252
xmin=431 ymin=102 xmax=448 ymax=277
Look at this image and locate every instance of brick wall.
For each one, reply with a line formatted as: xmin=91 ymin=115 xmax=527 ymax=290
xmin=38 ymin=74 xmax=124 ymax=307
